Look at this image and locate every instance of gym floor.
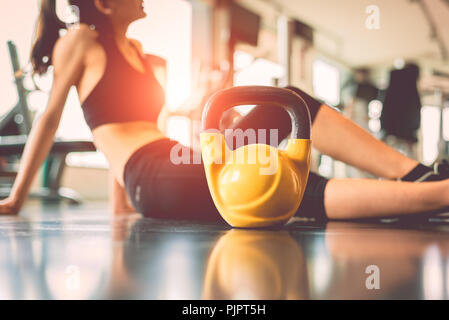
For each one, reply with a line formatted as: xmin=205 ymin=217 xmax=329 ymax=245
xmin=1 ymin=201 xmax=449 ymax=300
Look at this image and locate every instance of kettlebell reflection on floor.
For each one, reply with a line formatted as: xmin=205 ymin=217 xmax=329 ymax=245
xmin=202 ymin=229 xmax=309 ymax=300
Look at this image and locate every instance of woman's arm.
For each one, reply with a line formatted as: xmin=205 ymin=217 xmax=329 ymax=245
xmin=109 ymin=172 xmax=136 ymax=215
xmin=0 ymin=30 xmax=89 ymax=215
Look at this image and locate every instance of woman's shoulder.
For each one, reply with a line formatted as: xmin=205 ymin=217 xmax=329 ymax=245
xmin=57 ymin=25 xmax=99 ymax=49
xmin=53 ymin=25 xmax=102 ymax=65
xmin=128 ymin=38 xmax=166 ymax=69
xmin=146 ymin=54 xmax=166 ymax=69
xmin=129 ymin=38 xmax=143 ymax=52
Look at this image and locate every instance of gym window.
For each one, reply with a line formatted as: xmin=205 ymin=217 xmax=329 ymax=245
xmin=233 ymin=50 xmax=284 ymax=116
xmin=312 ymin=58 xmax=340 ymax=106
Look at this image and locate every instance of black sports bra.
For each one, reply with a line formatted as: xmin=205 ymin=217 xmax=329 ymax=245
xmin=81 ymin=34 xmax=165 ymax=130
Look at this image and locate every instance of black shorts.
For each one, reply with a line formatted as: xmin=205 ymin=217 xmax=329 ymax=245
xmin=124 ymin=138 xmax=329 ymax=222
xmin=123 ymin=85 xmax=329 ymax=222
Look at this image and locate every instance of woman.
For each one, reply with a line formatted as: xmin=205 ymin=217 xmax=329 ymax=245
xmin=0 ymin=0 xmax=448 ymax=221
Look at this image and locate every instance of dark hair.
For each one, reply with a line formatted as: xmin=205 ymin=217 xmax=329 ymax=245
xmin=30 ymin=0 xmax=112 ymax=75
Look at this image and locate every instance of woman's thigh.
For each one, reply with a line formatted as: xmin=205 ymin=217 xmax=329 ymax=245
xmin=131 ymin=144 xmax=224 ymax=222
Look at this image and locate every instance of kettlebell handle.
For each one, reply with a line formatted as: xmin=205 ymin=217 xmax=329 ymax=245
xmin=201 ymin=86 xmax=312 ymax=140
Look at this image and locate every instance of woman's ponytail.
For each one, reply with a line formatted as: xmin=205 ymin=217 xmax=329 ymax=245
xmin=30 ymin=0 xmax=66 ymax=75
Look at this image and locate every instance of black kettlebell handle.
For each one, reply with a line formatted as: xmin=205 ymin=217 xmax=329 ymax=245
xmin=201 ymin=86 xmax=312 ymax=140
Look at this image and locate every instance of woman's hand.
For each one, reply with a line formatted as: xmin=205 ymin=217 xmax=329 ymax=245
xmin=0 ymin=197 xmax=20 ymax=216
xmin=109 ymin=174 xmax=137 ymax=216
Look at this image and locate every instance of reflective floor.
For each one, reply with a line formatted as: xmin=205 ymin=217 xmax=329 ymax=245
xmin=1 ymin=201 xmax=449 ymax=300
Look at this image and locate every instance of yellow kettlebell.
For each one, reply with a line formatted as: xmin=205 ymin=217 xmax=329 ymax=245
xmin=200 ymin=86 xmax=312 ymax=228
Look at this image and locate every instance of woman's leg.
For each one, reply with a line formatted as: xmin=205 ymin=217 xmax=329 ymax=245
xmin=312 ymin=105 xmax=418 ymax=179
xmin=126 ymin=140 xmax=449 ymax=221
xmin=226 ymin=88 xmax=449 ymax=221
xmin=324 ymin=178 xmax=449 ymax=219
xmin=229 ymin=86 xmax=418 ymax=179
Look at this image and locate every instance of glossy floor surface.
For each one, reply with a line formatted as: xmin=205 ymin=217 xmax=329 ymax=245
xmin=1 ymin=201 xmax=449 ymax=300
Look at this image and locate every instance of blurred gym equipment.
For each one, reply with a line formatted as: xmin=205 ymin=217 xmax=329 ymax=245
xmin=380 ymin=63 xmax=422 ymax=159
xmin=342 ymin=68 xmax=379 ymax=131
xmin=420 ymin=70 xmax=449 ymax=162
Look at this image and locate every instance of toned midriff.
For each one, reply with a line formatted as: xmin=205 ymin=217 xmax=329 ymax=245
xmin=91 ymin=121 xmax=166 ymax=186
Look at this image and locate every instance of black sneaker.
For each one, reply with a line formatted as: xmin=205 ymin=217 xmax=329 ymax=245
xmin=400 ymin=161 xmax=449 ymax=182
xmin=433 ymin=159 xmax=449 ymax=181
xmin=400 ymin=163 xmax=435 ymax=182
